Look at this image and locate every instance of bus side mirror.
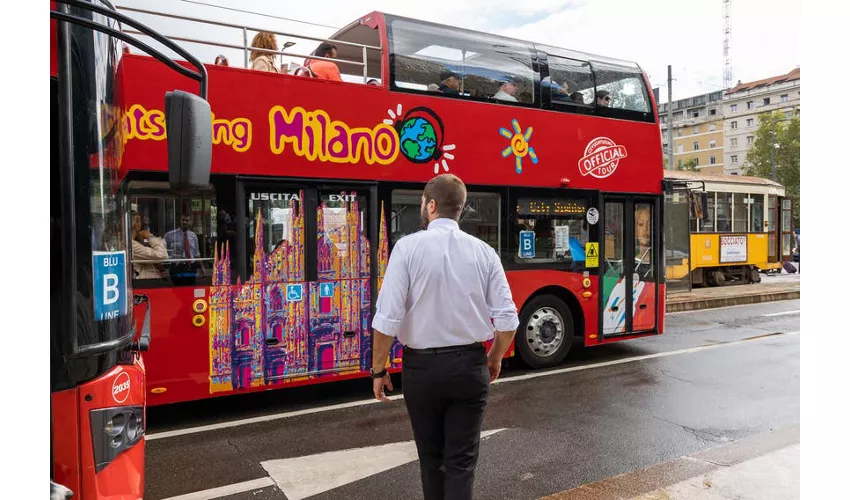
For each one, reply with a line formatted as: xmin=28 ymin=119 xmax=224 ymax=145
xmin=165 ymin=90 xmax=212 ymax=190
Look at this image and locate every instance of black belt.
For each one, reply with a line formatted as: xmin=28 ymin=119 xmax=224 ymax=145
xmin=403 ymin=342 xmax=485 ymax=355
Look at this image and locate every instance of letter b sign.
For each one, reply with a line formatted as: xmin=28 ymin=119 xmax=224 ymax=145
xmin=518 ymin=231 xmax=535 ymax=259
xmin=93 ymin=251 xmax=127 ymax=321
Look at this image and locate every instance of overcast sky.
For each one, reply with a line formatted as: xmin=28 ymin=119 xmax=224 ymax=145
xmin=119 ymin=0 xmax=799 ymax=101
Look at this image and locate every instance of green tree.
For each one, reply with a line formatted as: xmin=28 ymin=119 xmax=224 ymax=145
xmin=744 ymin=111 xmax=800 ymax=226
xmin=676 ymin=158 xmax=699 ymax=171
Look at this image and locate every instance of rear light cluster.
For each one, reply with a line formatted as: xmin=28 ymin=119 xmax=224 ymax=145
xmin=90 ymin=406 xmax=144 ymax=472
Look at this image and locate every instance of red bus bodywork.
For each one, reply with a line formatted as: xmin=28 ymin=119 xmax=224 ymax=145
xmin=119 ymin=12 xmax=665 ymax=406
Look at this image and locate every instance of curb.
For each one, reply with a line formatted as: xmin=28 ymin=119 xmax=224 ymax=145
xmin=666 ymin=290 xmax=800 ymax=313
xmin=539 ymin=425 xmax=799 ymax=500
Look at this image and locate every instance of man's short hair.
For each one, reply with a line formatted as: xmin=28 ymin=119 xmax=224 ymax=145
xmin=440 ymin=69 xmax=458 ymax=82
xmin=423 ymin=174 xmax=467 ymax=220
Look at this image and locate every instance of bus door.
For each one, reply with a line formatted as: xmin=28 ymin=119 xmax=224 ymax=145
xmin=600 ymin=196 xmax=661 ymax=336
xmin=239 ymin=180 xmax=377 ymax=382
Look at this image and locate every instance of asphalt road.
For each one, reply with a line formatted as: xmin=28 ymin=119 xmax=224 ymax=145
xmin=144 ymin=300 xmax=800 ymax=500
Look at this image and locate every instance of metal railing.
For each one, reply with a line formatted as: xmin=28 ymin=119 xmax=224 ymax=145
xmin=115 ymin=5 xmax=382 ymax=82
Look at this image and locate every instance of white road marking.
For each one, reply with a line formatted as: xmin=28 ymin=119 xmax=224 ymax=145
xmin=762 ymin=310 xmax=800 ymax=317
xmin=261 ymin=429 xmax=505 ymax=500
xmin=148 ymin=331 xmax=799 ymax=441
xmin=160 ymin=477 xmax=274 ymax=500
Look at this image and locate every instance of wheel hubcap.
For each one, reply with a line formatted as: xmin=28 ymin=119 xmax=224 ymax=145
xmin=525 ymin=307 xmax=565 ymax=357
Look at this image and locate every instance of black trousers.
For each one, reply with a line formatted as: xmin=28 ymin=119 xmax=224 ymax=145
xmin=402 ymin=344 xmax=490 ymax=500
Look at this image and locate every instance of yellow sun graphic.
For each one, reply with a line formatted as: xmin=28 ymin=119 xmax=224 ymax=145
xmin=500 ymin=119 xmax=538 ymax=173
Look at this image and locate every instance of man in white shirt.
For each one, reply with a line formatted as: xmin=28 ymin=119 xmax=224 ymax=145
xmin=370 ymin=174 xmax=519 ymax=500
xmin=493 ymin=77 xmax=519 ymax=102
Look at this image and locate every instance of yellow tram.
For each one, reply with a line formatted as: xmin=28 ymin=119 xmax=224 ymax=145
xmin=664 ymin=171 xmax=795 ymax=287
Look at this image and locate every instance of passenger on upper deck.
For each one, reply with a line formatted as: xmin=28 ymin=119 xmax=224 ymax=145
xmin=306 ymin=42 xmax=342 ymax=81
xmin=492 ymin=77 xmax=519 ymax=102
xmin=437 ymin=70 xmax=461 ymax=95
xmin=596 ymin=90 xmax=611 ymax=107
xmin=570 ymin=91 xmax=585 ymax=104
xmin=214 ymin=54 xmax=229 ymax=66
xmin=250 ymin=31 xmax=279 ymax=73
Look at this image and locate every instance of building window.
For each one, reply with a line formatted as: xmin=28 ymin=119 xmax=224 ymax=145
xmin=677 ymin=144 xmax=683 ymax=154
xmin=694 ymin=158 xmax=699 ymax=166
xmin=677 ymin=129 xmax=683 ymax=137
xmin=747 ymin=136 xmax=754 ymax=145
xmin=709 ymin=139 xmax=716 ymax=148
xmin=710 ymin=123 xmax=717 ymax=131
xmin=747 ymin=101 xmax=754 ymax=110
xmin=764 ymin=97 xmax=770 ymax=105
xmin=730 ymin=104 xmax=737 ymax=112
xmin=747 ymin=118 xmax=754 ymax=127
xmin=690 ymin=110 xmax=700 ymax=118
xmin=731 ymin=138 xmax=738 ymax=147
xmin=693 ymin=141 xmax=699 ymax=151
xmin=709 ymin=108 xmax=717 ymax=116
xmin=731 ymin=121 xmax=738 ymax=129
xmin=781 ymin=94 xmax=789 ymax=103
xmin=785 ymin=111 xmax=792 ymax=119
xmin=731 ymin=155 xmax=739 ymax=164
xmin=693 ymin=126 xmax=699 ymax=134
xmin=710 ymin=156 xmax=716 ymax=164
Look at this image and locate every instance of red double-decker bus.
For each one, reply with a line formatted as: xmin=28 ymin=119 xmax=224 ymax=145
xmin=117 ymin=9 xmax=666 ymax=407
xmin=50 ymin=1 xmax=211 ymax=497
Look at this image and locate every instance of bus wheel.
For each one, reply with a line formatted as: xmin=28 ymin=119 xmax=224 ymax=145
xmin=515 ymin=295 xmax=574 ymax=369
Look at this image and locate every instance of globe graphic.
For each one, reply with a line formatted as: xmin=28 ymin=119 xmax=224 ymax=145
xmin=399 ymin=117 xmax=438 ymax=162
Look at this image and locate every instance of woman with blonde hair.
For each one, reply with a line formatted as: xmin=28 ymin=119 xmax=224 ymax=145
xmin=250 ymin=31 xmax=279 ymax=73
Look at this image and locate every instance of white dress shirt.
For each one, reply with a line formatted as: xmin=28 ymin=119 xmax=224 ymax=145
xmin=373 ymin=218 xmax=519 ymax=349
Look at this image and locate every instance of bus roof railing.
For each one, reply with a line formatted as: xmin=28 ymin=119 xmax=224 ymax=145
xmin=115 ymin=5 xmax=382 ymax=82
xmin=53 ymin=0 xmax=209 ymax=98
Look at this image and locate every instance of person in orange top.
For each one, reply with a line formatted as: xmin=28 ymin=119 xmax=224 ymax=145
xmin=306 ymin=42 xmax=342 ymax=81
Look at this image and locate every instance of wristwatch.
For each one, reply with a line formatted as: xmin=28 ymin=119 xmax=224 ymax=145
xmin=370 ymin=367 xmax=388 ymax=379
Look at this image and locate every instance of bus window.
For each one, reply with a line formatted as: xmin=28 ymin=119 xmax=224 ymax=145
xmin=590 ymin=61 xmax=652 ymax=113
xmin=751 ymin=195 xmax=764 ymax=232
xmin=387 ymin=17 xmax=536 ymax=104
xmin=716 ymin=193 xmax=732 ymax=232
xmin=128 ymin=181 xmax=232 ymax=286
xmin=545 ymin=55 xmax=594 ymax=106
xmin=390 ymin=189 xmax=501 ymax=253
xmin=512 ymin=196 xmax=589 ymax=268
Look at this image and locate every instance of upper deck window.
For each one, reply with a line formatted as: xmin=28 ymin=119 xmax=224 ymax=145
xmin=387 ymin=18 xmax=536 ymax=105
xmin=545 ymin=55 xmax=594 ymax=107
xmin=591 ymin=61 xmax=652 ymax=114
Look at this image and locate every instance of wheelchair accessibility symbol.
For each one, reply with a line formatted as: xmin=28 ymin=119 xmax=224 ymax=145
xmin=286 ymin=284 xmax=303 ymax=302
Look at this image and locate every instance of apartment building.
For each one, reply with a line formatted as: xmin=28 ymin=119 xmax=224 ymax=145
xmin=722 ymin=68 xmax=800 ymax=175
xmin=658 ymin=90 xmax=726 ymax=174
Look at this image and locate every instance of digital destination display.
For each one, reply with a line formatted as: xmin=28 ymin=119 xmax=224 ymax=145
xmin=517 ymin=198 xmax=587 ymax=216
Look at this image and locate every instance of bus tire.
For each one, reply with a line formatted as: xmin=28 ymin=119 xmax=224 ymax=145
xmin=515 ymin=294 xmax=574 ymax=369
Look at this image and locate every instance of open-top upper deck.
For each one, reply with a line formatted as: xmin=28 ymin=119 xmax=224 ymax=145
xmin=119 ymin=9 xmax=663 ymax=193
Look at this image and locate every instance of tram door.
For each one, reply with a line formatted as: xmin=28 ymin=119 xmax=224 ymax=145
xmin=767 ymin=195 xmax=779 ymax=263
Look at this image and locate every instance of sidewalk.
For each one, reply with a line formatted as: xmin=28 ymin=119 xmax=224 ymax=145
xmin=667 ymin=272 xmax=800 ymax=312
xmin=540 ymin=425 xmax=799 ymax=500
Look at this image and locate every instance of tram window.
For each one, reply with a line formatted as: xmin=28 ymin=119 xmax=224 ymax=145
xmin=750 ymin=196 xmax=765 ymax=232
xmin=700 ymin=192 xmax=715 ymax=232
xmin=545 ymin=55 xmax=594 ymax=106
xmin=732 ymin=193 xmax=749 ymax=232
xmin=590 ymin=61 xmax=652 ymax=113
xmin=387 ymin=17 xmax=536 ymax=104
xmin=715 ymin=193 xmax=732 ymax=232
xmin=128 ymin=178 xmax=236 ymax=287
